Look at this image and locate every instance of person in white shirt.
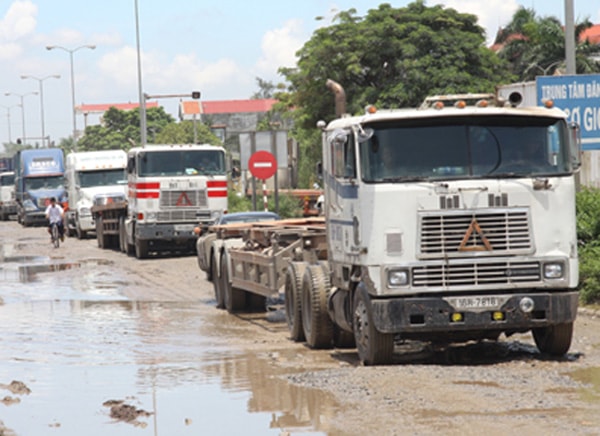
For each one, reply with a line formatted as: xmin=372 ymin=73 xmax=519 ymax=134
xmin=45 ymin=197 xmax=65 ymax=242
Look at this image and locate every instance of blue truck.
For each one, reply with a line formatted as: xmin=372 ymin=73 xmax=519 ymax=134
xmin=14 ymin=148 xmax=66 ymax=226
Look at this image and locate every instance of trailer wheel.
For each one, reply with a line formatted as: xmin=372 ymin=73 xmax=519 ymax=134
xmin=135 ymin=238 xmax=149 ymax=259
xmin=333 ymin=325 xmax=356 ymax=349
xmin=353 ymin=285 xmax=394 ymax=365
xmin=76 ymin=215 xmax=87 ymax=239
xmin=285 ymin=262 xmax=306 ymax=342
xmin=532 ymin=322 xmax=573 ymax=356
xmin=118 ymin=217 xmax=126 ymax=253
xmin=222 ymin=252 xmax=246 ymax=313
xmin=301 ymin=263 xmax=334 ymax=349
xmin=247 ymin=294 xmax=266 ymax=312
xmin=211 ymin=252 xmax=225 ymax=309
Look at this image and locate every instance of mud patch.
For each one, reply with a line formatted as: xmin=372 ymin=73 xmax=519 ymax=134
xmin=103 ymin=399 xmax=153 ymax=427
xmin=0 ymin=380 xmax=31 ymax=395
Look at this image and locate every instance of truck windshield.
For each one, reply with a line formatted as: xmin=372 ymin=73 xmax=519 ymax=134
xmin=359 ymin=115 xmax=571 ymax=182
xmin=78 ymin=169 xmax=126 ymax=187
xmin=138 ymin=150 xmax=226 ymax=177
xmin=25 ymin=176 xmax=64 ymax=191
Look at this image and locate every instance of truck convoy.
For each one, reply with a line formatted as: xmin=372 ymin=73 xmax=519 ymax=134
xmin=201 ymin=81 xmax=581 ymax=365
xmin=13 ymin=148 xmax=66 ymax=226
xmin=65 ymin=150 xmax=127 ymax=239
xmin=92 ymin=143 xmax=228 ymax=259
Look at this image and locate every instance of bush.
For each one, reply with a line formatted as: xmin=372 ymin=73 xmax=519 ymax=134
xmin=577 ymin=187 xmax=600 ymax=304
xmin=227 ymin=189 xmax=303 ymax=218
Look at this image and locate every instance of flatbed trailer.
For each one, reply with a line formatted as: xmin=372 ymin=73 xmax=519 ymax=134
xmin=91 ymin=200 xmax=129 ymax=250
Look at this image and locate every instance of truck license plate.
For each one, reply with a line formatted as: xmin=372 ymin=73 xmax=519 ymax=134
xmin=444 ymin=295 xmax=509 ymax=312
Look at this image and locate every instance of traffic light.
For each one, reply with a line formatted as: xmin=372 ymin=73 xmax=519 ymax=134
xmin=191 ymin=91 xmax=201 ymax=99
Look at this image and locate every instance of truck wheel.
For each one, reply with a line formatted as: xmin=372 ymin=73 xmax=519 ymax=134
xmin=119 ymin=218 xmax=126 ymax=253
xmin=221 ymin=253 xmax=246 ymax=313
xmin=353 ymin=286 xmax=394 ymax=365
xmin=285 ymin=262 xmax=306 ymax=342
xmin=333 ymin=325 xmax=356 ymax=349
xmin=135 ymin=238 xmax=149 ymax=259
xmin=301 ymin=263 xmax=334 ymax=349
xmin=96 ymin=217 xmax=104 ymax=248
xmin=76 ymin=221 xmax=87 ymax=239
xmin=211 ymin=253 xmax=225 ymax=309
xmin=532 ymin=322 xmax=573 ymax=356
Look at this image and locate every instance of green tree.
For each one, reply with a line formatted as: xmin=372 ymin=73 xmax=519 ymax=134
xmin=280 ymin=1 xmax=513 ymax=186
xmin=154 ymin=120 xmax=221 ymax=145
xmin=495 ymin=7 xmax=600 ymax=80
xmin=76 ymin=106 xmax=175 ymax=151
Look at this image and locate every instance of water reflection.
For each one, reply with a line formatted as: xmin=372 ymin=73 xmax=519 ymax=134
xmin=0 ymin=248 xmax=334 ymax=435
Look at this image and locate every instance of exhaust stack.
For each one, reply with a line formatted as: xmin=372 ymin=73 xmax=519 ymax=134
xmin=326 ymin=79 xmax=347 ymax=117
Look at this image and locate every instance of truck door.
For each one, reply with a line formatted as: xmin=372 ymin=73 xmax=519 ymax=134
xmin=325 ymin=129 xmax=359 ymax=263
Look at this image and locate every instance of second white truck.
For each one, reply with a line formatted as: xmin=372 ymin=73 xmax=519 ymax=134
xmin=65 ymin=150 xmax=128 ymax=238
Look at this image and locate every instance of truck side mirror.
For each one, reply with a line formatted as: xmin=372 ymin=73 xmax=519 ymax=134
xmin=316 ymin=162 xmax=323 ymax=181
xmin=569 ymin=122 xmax=581 ymax=170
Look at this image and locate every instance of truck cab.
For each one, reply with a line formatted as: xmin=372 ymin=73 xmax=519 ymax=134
xmin=65 ymin=150 xmax=127 ymax=239
xmin=0 ymin=171 xmax=16 ymax=220
xmin=14 ymin=148 xmax=66 ymax=226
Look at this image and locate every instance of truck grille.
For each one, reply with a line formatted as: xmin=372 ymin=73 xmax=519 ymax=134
xmin=157 ymin=210 xmax=205 ymax=221
xmin=418 ymin=208 xmax=532 ymax=259
xmin=412 ymin=260 xmax=541 ymax=287
xmin=159 ymin=189 xmax=207 ymax=208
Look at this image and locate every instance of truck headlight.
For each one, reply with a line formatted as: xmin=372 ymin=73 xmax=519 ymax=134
xmin=23 ymin=199 xmax=38 ymax=211
xmin=388 ymin=268 xmax=409 ymax=287
xmin=543 ymin=262 xmax=564 ymax=279
xmin=79 ymin=207 xmax=91 ymax=216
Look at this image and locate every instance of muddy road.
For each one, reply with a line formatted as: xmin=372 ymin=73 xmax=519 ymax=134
xmin=1 ymin=220 xmax=600 ymax=435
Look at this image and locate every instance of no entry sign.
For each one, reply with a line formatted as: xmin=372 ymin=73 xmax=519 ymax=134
xmin=248 ymin=150 xmax=277 ymax=180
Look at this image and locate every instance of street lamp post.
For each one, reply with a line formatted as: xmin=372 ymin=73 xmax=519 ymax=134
xmin=21 ymin=74 xmax=61 ymax=147
xmin=4 ymin=91 xmax=38 ymax=145
xmin=46 ymin=44 xmax=96 ymax=148
xmin=0 ymin=104 xmax=19 ymax=143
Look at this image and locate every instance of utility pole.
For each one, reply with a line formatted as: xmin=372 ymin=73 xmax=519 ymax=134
xmin=564 ymin=0 xmax=576 ymax=74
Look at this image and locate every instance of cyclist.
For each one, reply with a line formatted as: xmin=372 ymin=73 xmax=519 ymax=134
xmin=45 ymin=197 xmax=65 ymax=242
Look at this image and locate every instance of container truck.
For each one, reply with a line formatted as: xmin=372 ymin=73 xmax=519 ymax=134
xmin=91 ymin=143 xmax=228 ymax=259
xmin=201 ymin=81 xmax=582 ymax=365
xmin=14 ymin=148 xmax=66 ymax=226
xmin=65 ymin=150 xmax=127 ymax=239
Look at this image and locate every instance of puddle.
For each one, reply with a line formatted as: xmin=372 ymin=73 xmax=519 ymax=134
xmin=0 ymin=246 xmax=334 ymax=435
xmin=569 ymin=367 xmax=600 ymax=403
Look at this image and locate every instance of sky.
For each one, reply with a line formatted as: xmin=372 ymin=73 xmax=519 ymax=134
xmin=0 ymin=0 xmax=599 ymax=147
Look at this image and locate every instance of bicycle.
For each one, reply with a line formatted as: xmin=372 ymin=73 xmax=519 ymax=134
xmin=50 ymin=221 xmax=60 ymax=248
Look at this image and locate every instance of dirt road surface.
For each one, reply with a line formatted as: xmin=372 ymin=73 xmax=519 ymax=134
xmin=1 ymin=220 xmax=600 ymax=435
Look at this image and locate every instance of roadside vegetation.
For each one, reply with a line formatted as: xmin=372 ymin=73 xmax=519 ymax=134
xmin=576 ymin=187 xmax=600 ymax=304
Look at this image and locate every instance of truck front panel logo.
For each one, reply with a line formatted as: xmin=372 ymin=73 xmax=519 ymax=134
xmin=458 ymin=218 xmax=493 ymax=251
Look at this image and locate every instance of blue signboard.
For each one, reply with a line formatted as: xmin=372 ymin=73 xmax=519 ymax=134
xmin=537 ymin=74 xmax=600 ymax=150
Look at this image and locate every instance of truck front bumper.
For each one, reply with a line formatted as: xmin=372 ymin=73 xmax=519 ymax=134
xmin=372 ymin=291 xmax=578 ymax=335
xmin=136 ymin=222 xmax=197 ymax=245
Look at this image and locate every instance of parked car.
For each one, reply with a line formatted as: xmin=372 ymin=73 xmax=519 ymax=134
xmin=194 ymin=211 xmax=281 ymax=282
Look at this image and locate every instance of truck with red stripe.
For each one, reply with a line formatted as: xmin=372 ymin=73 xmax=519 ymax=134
xmin=91 ymin=144 xmax=228 ymax=259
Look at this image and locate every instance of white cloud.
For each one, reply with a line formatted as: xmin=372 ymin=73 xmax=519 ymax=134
xmin=255 ymin=19 xmax=305 ymax=76
xmin=435 ymin=0 xmax=520 ymax=45
xmin=0 ymin=0 xmax=37 ymax=59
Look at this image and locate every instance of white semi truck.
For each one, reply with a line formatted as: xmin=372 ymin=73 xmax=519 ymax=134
xmin=92 ymin=144 xmax=228 ymax=259
xmin=65 ymin=150 xmax=128 ymax=239
xmin=201 ymin=81 xmax=582 ymax=365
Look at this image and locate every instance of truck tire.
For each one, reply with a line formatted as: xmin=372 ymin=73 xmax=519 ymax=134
xmin=135 ymin=238 xmax=149 ymax=259
xmin=285 ymin=262 xmax=306 ymax=342
xmin=532 ymin=322 xmax=573 ymax=356
xmin=96 ymin=217 xmax=104 ymax=248
xmin=119 ymin=217 xmax=127 ymax=253
xmin=301 ymin=263 xmax=334 ymax=349
xmin=221 ymin=252 xmax=246 ymax=313
xmin=76 ymin=215 xmax=87 ymax=239
xmin=212 ymin=253 xmax=225 ymax=309
xmin=333 ymin=325 xmax=356 ymax=349
xmin=353 ymin=285 xmax=394 ymax=365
